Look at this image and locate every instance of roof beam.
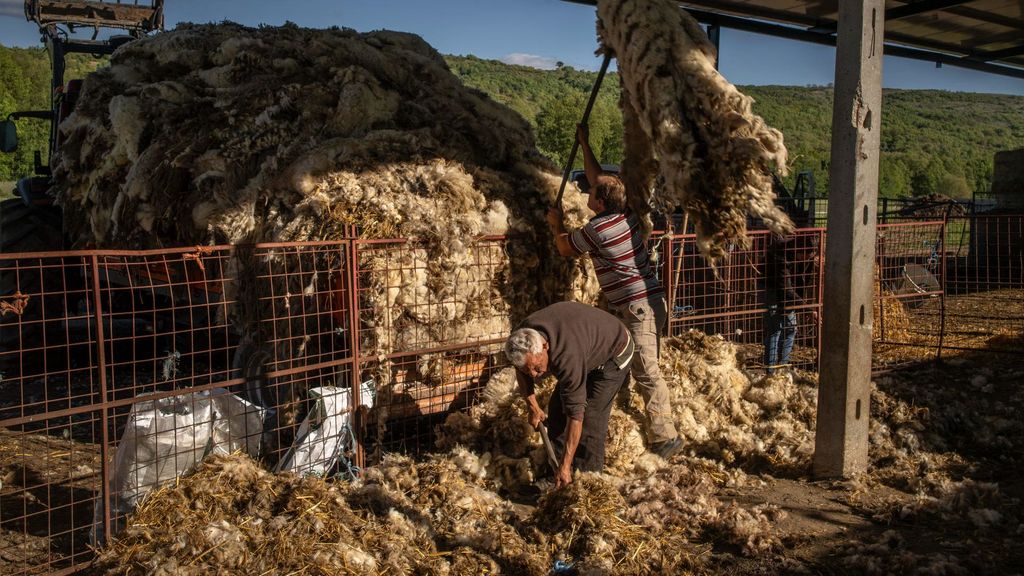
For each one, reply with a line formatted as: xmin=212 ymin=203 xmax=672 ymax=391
xmin=886 ymin=0 xmax=972 ymax=21
xmin=806 ymin=0 xmax=977 ymax=36
xmin=945 ymin=6 xmax=1024 ymax=32
xmin=967 ymin=43 xmax=1024 ymax=63
xmin=695 ymin=9 xmax=1024 ymax=79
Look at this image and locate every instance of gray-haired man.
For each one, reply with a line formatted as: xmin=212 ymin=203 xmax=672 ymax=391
xmin=505 ymin=301 xmax=634 ymax=488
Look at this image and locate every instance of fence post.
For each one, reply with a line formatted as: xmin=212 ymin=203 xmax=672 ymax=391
xmin=816 ymin=229 xmax=825 ymax=371
xmin=345 ymin=237 xmax=364 ymax=471
xmin=663 ymin=234 xmax=673 ymax=337
xmin=937 ymin=215 xmax=949 ymax=361
xmin=89 ymin=254 xmax=112 ymax=543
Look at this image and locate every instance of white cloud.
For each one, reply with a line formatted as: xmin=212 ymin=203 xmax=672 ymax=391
xmin=499 ymin=53 xmax=561 ymax=71
xmin=0 ymin=0 xmax=22 ymax=18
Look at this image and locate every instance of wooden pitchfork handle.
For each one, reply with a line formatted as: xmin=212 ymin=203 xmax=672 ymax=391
xmin=555 ymin=52 xmax=613 ymax=208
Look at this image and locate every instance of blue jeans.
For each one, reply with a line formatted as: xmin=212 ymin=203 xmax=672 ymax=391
xmin=764 ymin=305 xmax=797 ymax=374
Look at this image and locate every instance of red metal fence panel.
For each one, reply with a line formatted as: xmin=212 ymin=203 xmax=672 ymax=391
xmin=663 ymin=228 xmax=825 ymax=371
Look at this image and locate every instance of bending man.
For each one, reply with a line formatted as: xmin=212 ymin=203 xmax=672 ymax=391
xmin=505 ymin=301 xmax=634 ymax=488
xmin=545 ymin=124 xmax=682 ymax=459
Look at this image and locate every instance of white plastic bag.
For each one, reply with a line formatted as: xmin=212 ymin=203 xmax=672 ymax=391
xmin=91 ymin=388 xmax=263 ymax=544
xmin=276 ymin=380 xmax=375 ymax=477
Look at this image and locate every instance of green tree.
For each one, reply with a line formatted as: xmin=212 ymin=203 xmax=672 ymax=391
xmin=937 ymin=173 xmax=971 ymax=199
xmin=878 ymin=157 xmax=912 ymax=198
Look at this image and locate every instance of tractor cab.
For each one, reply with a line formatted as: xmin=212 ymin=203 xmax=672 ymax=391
xmin=1 ymin=0 xmax=164 ymax=213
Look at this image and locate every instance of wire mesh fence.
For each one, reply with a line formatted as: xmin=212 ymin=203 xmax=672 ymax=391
xmin=663 ymin=228 xmax=825 ymax=372
xmin=0 ymin=218 xmax=1021 ymax=574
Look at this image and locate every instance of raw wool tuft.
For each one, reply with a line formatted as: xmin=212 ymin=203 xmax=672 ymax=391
xmin=435 ymin=369 xmax=554 ymax=492
xmin=839 ymin=530 xmax=970 ymax=576
xmin=533 ymin=472 xmax=704 ymax=574
xmin=596 ymin=0 xmax=793 ymax=260
xmin=53 ymin=23 xmax=600 ymax=425
xmin=603 ymin=406 xmax=647 ymax=473
xmin=707 ymin=502 xmax=787 ymax=557
xmin=658 ymin=332 xmax=817 ymax=471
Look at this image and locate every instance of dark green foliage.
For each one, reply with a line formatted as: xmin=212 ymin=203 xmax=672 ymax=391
xmin=2 ymin=43 xmax=1022 ymax=199
xmin=0 ymin=45 xmax=106 ymax=180
xmin=445 ymin=55 xmax=623 ymax=168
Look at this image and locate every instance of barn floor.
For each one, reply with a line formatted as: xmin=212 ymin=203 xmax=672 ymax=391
xmin=1 ymin=312 xmax=1022 ymax=574
xmin=704 ymin=346 xmax=1024 ymax=575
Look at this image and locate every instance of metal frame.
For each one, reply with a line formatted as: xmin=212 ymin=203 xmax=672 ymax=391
xmin=563 ymin=0 xmax=1024 ymax=79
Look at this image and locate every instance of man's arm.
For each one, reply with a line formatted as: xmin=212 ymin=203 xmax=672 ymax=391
xmin=516 ymin=369 xmax=545 ymax=429
xmin=576 ymin=124 xmax=602 ymax=188
xmin=556 ymin=416 xmax=583 ymax=488
xmin=546 ymin=208 xmax=579 ymax=258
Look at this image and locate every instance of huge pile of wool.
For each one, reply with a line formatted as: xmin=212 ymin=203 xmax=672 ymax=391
xmin=595 ymin=0 xmax=793 ymax=259
xmin=103 ymin=334 xmax=1024 ymax=572
xmin=51 ymin=23 xmax=602 ymax=429
xmin=656 ymin=331 xmax=818 ymax=472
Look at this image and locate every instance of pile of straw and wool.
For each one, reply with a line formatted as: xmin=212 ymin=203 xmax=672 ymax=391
xmin=51 ymin=23 xmax=603 ymax=450
xmin=595 ymin=0 xmax=793 ymax=259
xmin=97 ymin=327 xmax=1024 ymax=573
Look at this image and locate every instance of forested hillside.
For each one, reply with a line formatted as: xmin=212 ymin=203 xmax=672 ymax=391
xmin=449 ymin=55 xmax=1024 ymax=198
xmin=2 ymin=43 xmax=1022 ymax=198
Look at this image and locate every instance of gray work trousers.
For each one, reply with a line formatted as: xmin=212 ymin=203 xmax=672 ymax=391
xmin=609 ymin=296 xmax=679 ymax=444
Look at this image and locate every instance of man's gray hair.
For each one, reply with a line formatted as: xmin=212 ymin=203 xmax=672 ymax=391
xmin=505 ymin=328 xmax=545 ymax=368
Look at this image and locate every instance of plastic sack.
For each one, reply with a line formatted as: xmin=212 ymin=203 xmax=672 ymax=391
xmin=276 ymin=380 xmax=375 ymax=478
xmin=91 ymin=388 xmax=264 ymax=544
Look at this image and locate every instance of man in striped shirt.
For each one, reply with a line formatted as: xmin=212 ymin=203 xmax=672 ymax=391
xmin=545 ymin=124 xmax=682 ymax=460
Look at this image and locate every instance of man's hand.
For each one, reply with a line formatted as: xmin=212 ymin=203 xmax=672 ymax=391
xmin=575 ymin=123 xmax=589 ymax=145
xmin=811 ymin=310 xmax=820 ymax=325
xmin=554 ymin=464 xmax=573 ymax=489
xmin=528 ymin=405 xmax=545 ymax=430
xmin=546 ymin=207 xmax=563 ymax=229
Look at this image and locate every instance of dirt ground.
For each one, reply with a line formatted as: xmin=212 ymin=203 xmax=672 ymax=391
xmin=708 ymin=347 xmax=1024 ymax=575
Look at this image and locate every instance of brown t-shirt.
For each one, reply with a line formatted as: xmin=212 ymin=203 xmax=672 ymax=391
xmin=519 ymin=301 xmax=627 ymax=419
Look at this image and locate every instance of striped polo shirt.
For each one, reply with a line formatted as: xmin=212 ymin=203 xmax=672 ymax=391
xmin=569 ymin=211 xmax=663 ymax=306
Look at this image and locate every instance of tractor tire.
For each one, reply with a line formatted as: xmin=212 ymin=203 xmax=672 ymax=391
xmin=0 ymin=198 xmax=66 ymax=381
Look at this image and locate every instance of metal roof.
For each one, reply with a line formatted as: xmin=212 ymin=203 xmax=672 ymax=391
xmin=565 ymin=1 xmax=1024 ymax=79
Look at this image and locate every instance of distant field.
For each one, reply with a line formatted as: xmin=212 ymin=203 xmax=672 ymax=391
xmin=1 ymin=182 xmax=14 ymax=200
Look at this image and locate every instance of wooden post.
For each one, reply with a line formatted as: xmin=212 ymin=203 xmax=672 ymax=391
xmin=813 ymin=0 xmax=885 ymax=478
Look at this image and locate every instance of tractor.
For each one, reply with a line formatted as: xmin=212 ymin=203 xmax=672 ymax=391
xmin=0 ymin=1 xmax=165 ymax=372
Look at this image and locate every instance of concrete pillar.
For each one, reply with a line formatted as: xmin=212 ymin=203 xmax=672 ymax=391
xmin=813 ymin=0 xmax=885 ymax=478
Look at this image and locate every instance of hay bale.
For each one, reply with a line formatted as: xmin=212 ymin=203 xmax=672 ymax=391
xmin=595 ymin=0 xmax=793 ymax=259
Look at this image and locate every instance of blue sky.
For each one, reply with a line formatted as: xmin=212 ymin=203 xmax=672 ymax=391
xmin=1 ymin=0 xmax=1022 ymax=95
